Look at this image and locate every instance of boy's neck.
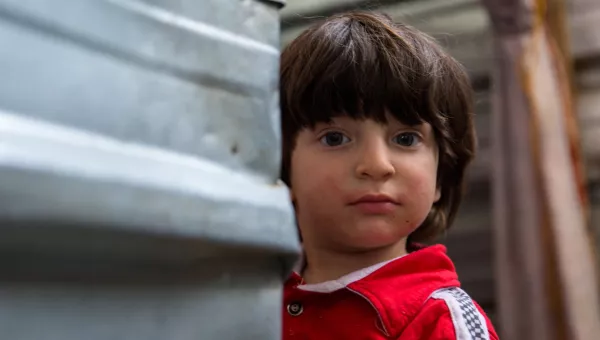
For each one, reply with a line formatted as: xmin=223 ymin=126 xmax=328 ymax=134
xmin=301 ymin=239 xmax=408 ymax=284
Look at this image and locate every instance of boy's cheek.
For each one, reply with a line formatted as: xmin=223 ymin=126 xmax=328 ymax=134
xmin=398 ymin=175 xmax=439 ymax=210
xmin=397 ymin=159 xmax=438 ymax=191
xmin=297 ymin=175 xmax=342 ymax=203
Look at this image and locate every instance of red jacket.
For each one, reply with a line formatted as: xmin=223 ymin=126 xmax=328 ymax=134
xmin=283 ymin=245 xmax=499 ymax=339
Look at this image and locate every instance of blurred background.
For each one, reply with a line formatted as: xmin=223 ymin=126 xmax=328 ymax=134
xmin=280 ymin=0 xmax=600 ymax=328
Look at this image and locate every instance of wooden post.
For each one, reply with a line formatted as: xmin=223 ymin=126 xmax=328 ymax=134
xmin=546 ymin=0 xmax=591 ymax=224
xmin=481 ymin=0 xmax=600 ymax=339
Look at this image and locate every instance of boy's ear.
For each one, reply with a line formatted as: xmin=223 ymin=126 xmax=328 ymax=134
xmin=434 ymin=187 xmax=441 ymax=203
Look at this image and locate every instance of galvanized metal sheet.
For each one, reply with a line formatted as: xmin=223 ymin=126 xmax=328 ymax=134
xmin=0 ymin=0 xmax=297 ymax=339
xmin=0 ymin=260 xmax=286 ymax=340
xmin=0 ymin=110 xmax=297 ymax=259
xmin=0 ymin=0 xmax=282 ymax=177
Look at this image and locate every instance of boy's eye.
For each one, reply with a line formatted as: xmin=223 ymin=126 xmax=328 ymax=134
xmin=392 ymin=132 xmax=421 ymax=147
xmin=319 ymin=132 xmax=350 ymax=147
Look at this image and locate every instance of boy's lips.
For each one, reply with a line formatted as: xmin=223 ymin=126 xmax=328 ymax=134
xmin=348 ymin=194 xmax=399 ymax=214
xmin=349 ymin=193 xmax=399 ymax=205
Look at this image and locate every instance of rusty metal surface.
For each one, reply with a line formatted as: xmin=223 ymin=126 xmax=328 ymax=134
xmin=0 ymin=0 xmax=299 ymax=339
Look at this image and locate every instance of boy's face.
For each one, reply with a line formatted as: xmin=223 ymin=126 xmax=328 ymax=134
xmin=290 ymin=113 xmax=440 ymax=253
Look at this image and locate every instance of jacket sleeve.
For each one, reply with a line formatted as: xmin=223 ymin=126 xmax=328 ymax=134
xmin=398 ymin=288 xmax=499 ymax=340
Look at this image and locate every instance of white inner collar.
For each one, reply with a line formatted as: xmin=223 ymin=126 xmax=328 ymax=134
xmin=296 ymin=254 xmax=406 ymax=293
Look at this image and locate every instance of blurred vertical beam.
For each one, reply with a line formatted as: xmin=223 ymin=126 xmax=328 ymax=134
xmin=541 ymin=1 xmax=600 ymax=339
xmin=482 ymin=2 xmax=554 ymax=338
xmin=546 ymin=0 xmax=591 ymax=224
xmin=481 ymin=0 xmax=600 ymax=339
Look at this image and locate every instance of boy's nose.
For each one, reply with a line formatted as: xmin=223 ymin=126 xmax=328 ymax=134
xmin=355 ymin=140 xmax=395 ymax=180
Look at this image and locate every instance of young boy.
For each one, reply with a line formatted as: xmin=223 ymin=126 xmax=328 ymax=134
xmin=279 ymin=11 xmax=499 ymax=340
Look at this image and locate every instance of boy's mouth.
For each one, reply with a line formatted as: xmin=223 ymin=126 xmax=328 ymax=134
xmin=348 ymin=194 xmax=399 ymax=214
xmin=349 ymin=193 xmax=398 ymax=204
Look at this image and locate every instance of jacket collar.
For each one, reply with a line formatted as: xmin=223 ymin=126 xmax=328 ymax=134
xmin=286 ymin=245 xmax=460 ymax=336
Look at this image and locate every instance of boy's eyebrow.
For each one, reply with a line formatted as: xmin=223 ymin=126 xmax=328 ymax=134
xmin=388 ymin=118 xmax=425 ymax=128
xmin=402 ymin=122 xmax=425 ymax=127
xmin=312 ymin=116 xmax=347 ymax=126
xmin=306 ymin=120 xmax=337 ymax=131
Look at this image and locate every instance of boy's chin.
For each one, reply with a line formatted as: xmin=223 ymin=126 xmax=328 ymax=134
xmin=336 ymin=229 xmax=409 ymax=253
xmin=334 ymin=238 xmax=408 ymax=255
xmin=350 ymin=220 xmax=412 ymax=240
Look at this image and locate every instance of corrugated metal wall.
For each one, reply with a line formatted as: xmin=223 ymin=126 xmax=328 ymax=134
xmin=0 ymin=1 xmax=299 ymax=339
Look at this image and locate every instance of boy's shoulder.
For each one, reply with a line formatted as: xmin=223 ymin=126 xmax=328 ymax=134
xmin=397 ymin=286 xmax=499 ymax=340
xmin=351 ymin=245 xmax=498 ymax=338
xmin=284 ymin=245 xmax=499 ymax=339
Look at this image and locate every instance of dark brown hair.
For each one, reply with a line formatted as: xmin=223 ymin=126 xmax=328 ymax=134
xmin=280 ymin=11 xmax=476 ymax=244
